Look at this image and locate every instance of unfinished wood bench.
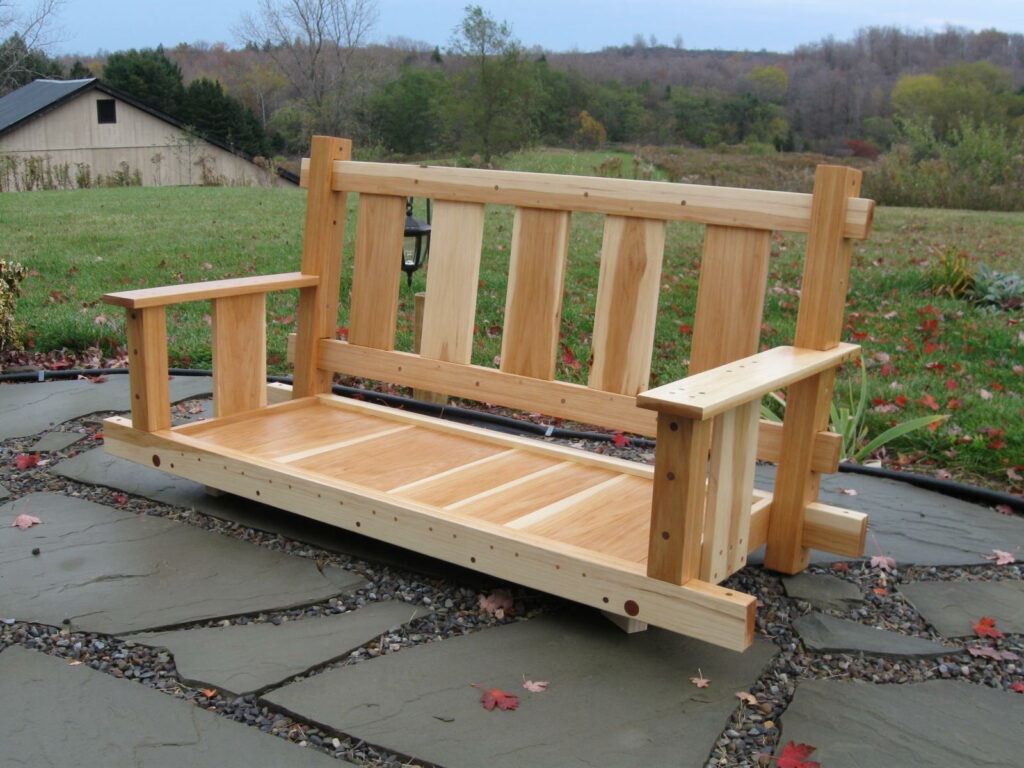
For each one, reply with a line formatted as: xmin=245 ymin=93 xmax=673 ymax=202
xmin=102 ymin=135 xmax=875 ymax=652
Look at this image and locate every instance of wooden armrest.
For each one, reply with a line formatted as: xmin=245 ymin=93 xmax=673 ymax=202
xmin=103 ymin=272 xmax=320 ymax=309
xmin=637 ymin=343 xmax=860 ymax=421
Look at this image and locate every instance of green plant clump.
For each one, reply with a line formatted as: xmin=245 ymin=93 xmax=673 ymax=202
xmin=971 ymin=263 xmax=1024 ymax=311
xmin=0 ymin=258 xmax=28 ymax=351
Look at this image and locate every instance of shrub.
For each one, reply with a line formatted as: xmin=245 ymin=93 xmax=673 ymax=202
xmin=971 ymin=263 xmax=1024 ymax=311
xmin=0 ymin=259 xmax=28 ymax=352
xmin=925 ymin=247 xmax=975 ymax=298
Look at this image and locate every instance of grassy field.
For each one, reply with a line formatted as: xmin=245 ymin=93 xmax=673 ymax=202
xmin=2 ymin=148 xmax=1022 ymax=493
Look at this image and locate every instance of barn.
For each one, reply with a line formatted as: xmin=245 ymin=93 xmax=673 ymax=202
xmin=0 ymin=78 xmax=298 ymax=190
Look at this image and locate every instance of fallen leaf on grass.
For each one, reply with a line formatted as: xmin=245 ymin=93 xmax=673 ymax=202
xmin=982 ymin=549 xmax=1018 ymax=565
xmin=973 ymin=617 xmax=1004 ymax=639
xmin=522 ymin=679 xmax=549 ymax=693
xmin=11 ymin=514 xmax=42 ymax=530
xmin=735 ymin=691 xmax=757 ymax=705
xmin=471 ymin=684 xmax=520 ymax=711
xmin=15 ymin=453 xmax=39 ymax=470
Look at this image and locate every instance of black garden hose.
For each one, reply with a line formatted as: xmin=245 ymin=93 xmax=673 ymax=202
xmin=2 ymin=366 xmax=1021 ymax=512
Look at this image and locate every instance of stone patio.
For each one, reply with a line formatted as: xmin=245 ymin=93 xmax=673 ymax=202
xmin=1 ymin=380 xmax=1022 ymax=767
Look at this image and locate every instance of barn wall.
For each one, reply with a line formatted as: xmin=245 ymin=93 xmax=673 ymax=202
xmin=0 ymin=91 xmax=293 ymax=189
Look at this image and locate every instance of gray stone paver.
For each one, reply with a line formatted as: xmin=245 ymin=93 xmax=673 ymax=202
xmin=0 ymin=375 xmax=212 ymax=439
xmin=793 ymin=613 xmax=953 ymax=656
xmin=0 ymin=645 xmax=349 ymax=767
xmin=266 ymin=612 xmax=778 ymax=768
xmin=899 ymin=581 xmax=1024 ymax=637
xmin=0 ymin=493 xmax=363 ymax=634
xmin=779 ymin=679 xmax=1024 ymax=768
xmin=783 ymin=573 xmax=863 ymax=611
xmin=135 ymin=601 xmax=430 ymax=695
xmin=752 ymin=465 xmax=1024 ymax=566
xmin=29 ymin=430 xmax=86 ymax=452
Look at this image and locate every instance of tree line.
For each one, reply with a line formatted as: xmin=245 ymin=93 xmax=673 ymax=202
xmin=3 ymin=2 xmax=1023 ymax=170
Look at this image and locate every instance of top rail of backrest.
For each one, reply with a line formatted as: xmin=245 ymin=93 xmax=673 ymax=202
xmin=298 ymin=159 xmax=874 ymax=239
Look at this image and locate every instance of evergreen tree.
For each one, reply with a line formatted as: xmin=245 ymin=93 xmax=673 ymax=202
xmin=103 ymin=47 xmax=185 ymax=116
xmin=0 ymin=34 xmax=61 ymax=94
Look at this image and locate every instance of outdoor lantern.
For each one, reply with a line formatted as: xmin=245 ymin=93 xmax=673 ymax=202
xmin=401 ymin=198 xmax=431 ymax=287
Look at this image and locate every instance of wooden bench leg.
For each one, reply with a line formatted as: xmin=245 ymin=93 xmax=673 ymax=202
xmin=602 ymin=611 xmax=649 ymax=634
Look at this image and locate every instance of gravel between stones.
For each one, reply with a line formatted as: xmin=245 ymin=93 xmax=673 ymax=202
xmin=2 ymin=393 xmax=1022 ymax=768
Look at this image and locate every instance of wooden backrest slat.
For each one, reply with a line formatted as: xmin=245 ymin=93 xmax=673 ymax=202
xmin=499 ymin=207 xmax=571 ymax=380
xmin=347 ymin=193 xmax=406 ymax=350
xmin=689 ymin=225 xmax=771 ymax=374
xmin=588 ymin=216 xmax=666 ymax=395
xmin=301 ymin=158 xmax=874 ymax=238
xmin=420 ymin=201 xmax=486 ymax=364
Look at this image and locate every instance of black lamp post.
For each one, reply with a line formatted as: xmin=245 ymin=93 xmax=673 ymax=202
xmin=401 ymin=198 xmax=431 ymax=287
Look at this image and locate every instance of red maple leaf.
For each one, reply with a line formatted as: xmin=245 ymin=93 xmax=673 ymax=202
xmin=973 ymin=617 xmax=1004 ymax=639
xmin=559 ymin=343 xmax=581 ymax=371
xmin=776 ymin=741 xmax=821 ymax=768
xmin=15 ymin=453 xmax=39 ymax=470
xmin=918 ymin=393 xmax=940 ymax=411
xmin=471 ymin=684 xmax=520 ymax=711
xmin=611 ymin=431 xmax=631 ymax=448
xmin=1011 ymin=682 xmax=1024 ymax=693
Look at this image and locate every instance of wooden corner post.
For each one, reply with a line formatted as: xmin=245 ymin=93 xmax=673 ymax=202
xmin=293 ymin=136 xmax=351 ymax=398
xmin=764 ymin=165 xmax=862 ymax=573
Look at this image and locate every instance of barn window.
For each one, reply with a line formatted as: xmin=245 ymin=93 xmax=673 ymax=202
xmin=96 ymin=99 xmax=116 ymax=124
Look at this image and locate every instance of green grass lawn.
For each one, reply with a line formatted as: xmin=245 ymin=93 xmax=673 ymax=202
xmin=2 ymin=149 xmax=1022 ymax=493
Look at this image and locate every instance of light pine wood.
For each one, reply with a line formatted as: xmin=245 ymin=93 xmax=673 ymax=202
xmin=347 ymin=193 xmax=406 ymax=350
xmin=293 ymin=136 xmax=351 ymax=397
xmin=647 ymin=414 xmax=713 ymax=585
xmin=299 ymin=158 xmax=874 ymax=239
xmin=273 ymin=425 xmax=413 ymax=464
xmin=746 ymin=496 xmax=867 ymax=558
xmin=689 ymin=226 xmax=771 ymax=373
xmin=104 ymin=272 xmax=320 ymax=309
xmin=212 ymin=294 xmax=267 ymax=418
xmin=767 ymin=165 xmax=862 ymax=574
xmin=420 ymin=201 xmax=486 ymax=364
xmin=637 ymin=343 xmax=860 ymax=421
xmin=125 ymin=306 xmax=170 ymax=431
xmin=588 ymin=216 xmax=666 ymax=394
xmin=506 ymin=475 xmax=631 ymax=530
xmin=316 ymin=339 xmax=842 ymax=470
xmin=103 ymin=415 xmax=756 ymax=650
xmin=700 ymin=400 xmax=760 ymax=582
xmin=392 ymin=450 xmax=550 ymax=507
xmin=500 ymin=207 xmax=571 ymax=380
xmin=412 ymin=292 xmax=447 ymax=404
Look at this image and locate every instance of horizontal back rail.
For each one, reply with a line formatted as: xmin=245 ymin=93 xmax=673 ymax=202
xmin=299 ymin=159 xmax=874 ymax=238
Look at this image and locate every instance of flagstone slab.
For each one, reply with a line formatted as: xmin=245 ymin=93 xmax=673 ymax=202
xmin=0 ymin=493 xmax=363 ymax=634
xmin=783 ymin=573 xmax=863 ymax=611
xmin=0 ymin=484 xmax=9 ymax=500
xmin=753 ymin=465 xmax=1024 ymax=566
xmin=0 ymin=376 xmax=212 ymax=439
xmin=135 ymin=601 xmax=430 ymax=695
xmin=898 ymin=581 xmax=1024 ymax=637
xmin=265 ymin=611 xmax=777 ymax=768
xmin=0 ymin=645 xmax=348 ymax=767
xmin=29 ymin=430 xmax=87 ymax=452
xmin=779 ymin=678 xmax=1024 ymax=767
xmin=54 ymin=446 xmax=487 ymax=582
xmin=793 ymin=613 xmax=953 ymax=656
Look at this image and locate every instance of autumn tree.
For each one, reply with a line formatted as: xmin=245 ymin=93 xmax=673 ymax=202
xmin=366 ymin=66 xmax=448 ymax=154
xmin=238 ymin=0 xmax=378 ymax=140
xmin=572 ymin=110 xmax=606 ymax=148
xmin=446 ymin=5 xmax=535 ymax=163
xmin=0 ymin=0 xmax=63 ymax=95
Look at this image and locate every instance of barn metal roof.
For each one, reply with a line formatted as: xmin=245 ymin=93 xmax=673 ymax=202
xmin=0 ymin=78 xmax=95 ymax=135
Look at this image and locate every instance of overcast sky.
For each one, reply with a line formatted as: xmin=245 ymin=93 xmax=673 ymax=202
xmin=28 ymin=0 xmax=1024 ymax=57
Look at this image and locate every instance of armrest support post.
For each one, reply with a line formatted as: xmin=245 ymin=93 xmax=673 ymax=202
xmin=125 ymin=306 xmax=170 ymax=432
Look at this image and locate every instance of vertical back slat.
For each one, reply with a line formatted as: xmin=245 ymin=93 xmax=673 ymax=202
xmin=700 ymin=400 xmax=760 ymax=582
xmin=500 ymin=207 xmax=571 ymax=379
xmin=420 ymin=201 xmax=486 ymax=364
xmin=293 ymin=135 xmax=350 ymax=397
xmin=347 ymin=193 xmax=406 ymax=349
xmin=588 ymin=216 xmax=666 ymax=395
xmin=212 ymin=294 xmax=267 ymax=417
xmin=689 ymin=225 xmax=771 ymax=374
xmin=766 ymin=166 xmax=862 ymax=574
